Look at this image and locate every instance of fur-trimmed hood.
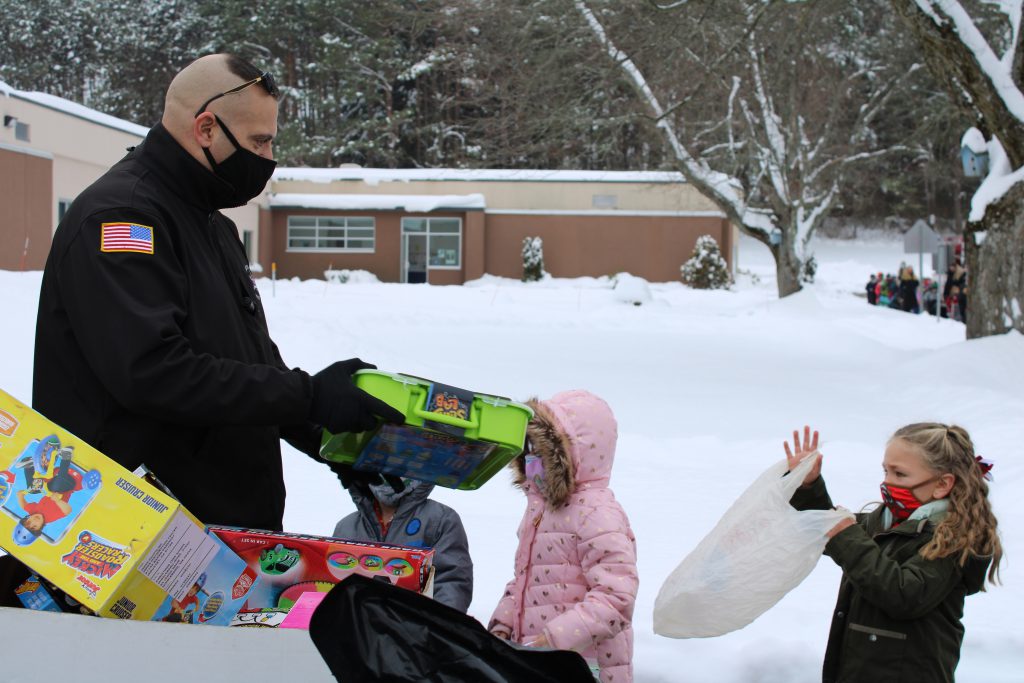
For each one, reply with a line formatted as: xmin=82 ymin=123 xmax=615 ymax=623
xmin=511 ymin=390 xmax=618 ymax=508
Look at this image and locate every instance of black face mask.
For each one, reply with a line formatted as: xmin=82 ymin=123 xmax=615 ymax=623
xmin=202 ymin=115 xmax=277 ymax=208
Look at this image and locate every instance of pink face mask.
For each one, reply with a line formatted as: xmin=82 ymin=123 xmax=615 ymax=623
xmin=525 ymin=454 xmax=545 ymax=490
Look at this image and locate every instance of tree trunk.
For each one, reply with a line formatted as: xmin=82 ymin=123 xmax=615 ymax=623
xmin=965 ymin=183 xmax=1024 ymax=338
xmin=890 ymin=0 xmax=1024 ymax=338
xmin=773 ymin=224 xmax=803 ymax=297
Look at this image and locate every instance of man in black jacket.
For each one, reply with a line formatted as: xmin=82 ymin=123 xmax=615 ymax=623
xmin=29 ymin=53 xmax=401 ymax=539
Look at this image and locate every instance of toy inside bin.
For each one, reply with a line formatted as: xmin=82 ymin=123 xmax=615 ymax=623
xmin=319 ymin=371 xmax=532 ymax=490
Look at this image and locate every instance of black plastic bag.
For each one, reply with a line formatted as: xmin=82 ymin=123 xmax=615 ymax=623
xmin=308 ymin=575 xmax=594 ymax=683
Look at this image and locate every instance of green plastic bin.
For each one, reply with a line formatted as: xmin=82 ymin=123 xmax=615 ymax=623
xmin=319 ymin=370 xmax=533 ymax=490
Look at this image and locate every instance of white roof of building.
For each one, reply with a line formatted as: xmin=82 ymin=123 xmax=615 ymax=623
xmin=0 ymin=80 xmax=148 ymax=137
xmin=272 ymin=167 xmax=686 ymax=184
xmin=269 ymin=192 xmax=487 ymax=212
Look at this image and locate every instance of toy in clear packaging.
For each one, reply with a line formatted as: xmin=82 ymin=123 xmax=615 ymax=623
xmin=319 ymin=371 xmax=532 ymax=490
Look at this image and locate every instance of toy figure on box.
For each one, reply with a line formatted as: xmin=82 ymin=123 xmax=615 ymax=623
xmin=159 ymin=573 xmax=206 ymax=624
xmin=2 ymin=436 xmax=102 ymax=548
xmin=334 ymin=476 xmax=472 ymax=612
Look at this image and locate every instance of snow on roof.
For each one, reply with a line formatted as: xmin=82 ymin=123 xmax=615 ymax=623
xmin=0 ymin=80 xmax=148 ymax=138
xmin=272 ymin=167 xmax=686 ymax=185
xmin=269 ymin=192 xmax=487 ymax=212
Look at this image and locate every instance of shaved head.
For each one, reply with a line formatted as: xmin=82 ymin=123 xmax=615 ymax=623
xmin=162 ymin=53 xmax=279 ymax=168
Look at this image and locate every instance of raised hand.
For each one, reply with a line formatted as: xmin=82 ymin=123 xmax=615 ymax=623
xmin=783 ymin=425 xmax=822 ymax=487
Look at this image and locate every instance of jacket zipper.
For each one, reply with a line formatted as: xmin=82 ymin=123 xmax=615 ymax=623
xmin=513 ymin=505 xmax=544 ymax=637
xmin=207 ymin=213 xmax=257 ymax=316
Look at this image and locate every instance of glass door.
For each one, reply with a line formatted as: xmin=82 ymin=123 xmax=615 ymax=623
xmin=402 ymin=232 xmax=428 ymax=283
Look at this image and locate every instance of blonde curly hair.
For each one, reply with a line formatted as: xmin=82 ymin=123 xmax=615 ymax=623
xmin=891 ymin=423 xmax=1002 ymax=586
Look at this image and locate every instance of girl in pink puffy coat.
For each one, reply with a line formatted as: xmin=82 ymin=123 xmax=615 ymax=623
xmin=488 ymin=390 xmax=638 ymax=683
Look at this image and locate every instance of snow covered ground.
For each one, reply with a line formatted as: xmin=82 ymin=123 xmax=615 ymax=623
xmin=0 ymin=234 xmax=1020 ymax=682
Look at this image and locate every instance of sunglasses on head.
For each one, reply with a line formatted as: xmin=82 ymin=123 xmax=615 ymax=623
xmin=194 ymin=71 xmax=278 ymax=118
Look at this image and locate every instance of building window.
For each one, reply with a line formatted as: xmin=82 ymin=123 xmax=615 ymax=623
xmin=57 ymin=199 xmax=72 ymax=223
xmin=15 ymin=121 xmax=30 ymax=142
xmin=592 ymin=194 xmax=618 ymax=208
xmin=286 ymin=216 xmax=375 ymax=252
xmin=242 ymin=230 xmax=253 ymax=262
xmin=401 ymin=217 xmax=462 ymax=269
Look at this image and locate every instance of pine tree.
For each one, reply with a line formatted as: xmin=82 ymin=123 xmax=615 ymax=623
xmin=522 ymin=236 xmax=545 ymax=282
xmin=681 ymin=235 xmax=731 ymax=290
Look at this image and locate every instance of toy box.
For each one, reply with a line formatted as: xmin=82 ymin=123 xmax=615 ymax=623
xmin=319 ymin=371 xmax=532 ymax=490
xmin=0 ymin=389 xmax=258 ymax=624
xmin=15 ymin=575 xmax=65 ymax=613
xmin=210 ymin=526 xmax=434 ymax=613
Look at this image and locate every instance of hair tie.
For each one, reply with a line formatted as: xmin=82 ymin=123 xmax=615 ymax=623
xmin=975 ymin=455 xmax=994 ymax=481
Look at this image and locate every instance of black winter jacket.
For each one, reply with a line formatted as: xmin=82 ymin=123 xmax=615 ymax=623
xmin=33 ymin=124 xmax=321 ymax=531
xmin=792 ymin=477 xmax=990 ymax=683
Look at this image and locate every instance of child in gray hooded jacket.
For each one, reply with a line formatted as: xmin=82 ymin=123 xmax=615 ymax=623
xmin=334 ymin=477 xmax=473 ymax=613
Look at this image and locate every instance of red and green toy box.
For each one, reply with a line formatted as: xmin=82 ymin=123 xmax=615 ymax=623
xmin=209 ymin=526 xmax=434 ymax=612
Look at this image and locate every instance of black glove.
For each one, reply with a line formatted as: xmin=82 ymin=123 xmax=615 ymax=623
xmin=309 ymin=359 xmax=405 ymax=434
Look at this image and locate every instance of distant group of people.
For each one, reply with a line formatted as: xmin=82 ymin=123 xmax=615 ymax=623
xmin=865 ymin=261 xmax=968 ymax=323
xmin=865 ymin=265 xmax=922 ymax=313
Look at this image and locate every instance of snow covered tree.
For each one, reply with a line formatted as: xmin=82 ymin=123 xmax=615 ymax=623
xmin=0 ymin=1 xmax=105 ymax=103
xmin=575 ymin=0 xmax=913 ymax=297
xmin=0 ymin=0 xmax=206 ymax=125
xmin=522 ymin=236 xmax=546 ymax=282
xmin=200 ymin=0 xmax=461 ymax=167
xmin=681 ymin=235 xmax=731 ymax=290
xmin=442 ymin=0 xmax=666 ymax=170
xmin=889 ymin=0 xmax=1024 ymax=338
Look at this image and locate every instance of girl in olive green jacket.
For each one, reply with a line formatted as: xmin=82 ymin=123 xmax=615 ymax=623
xmin=785 ymin=424 xmax=1002 ymax=683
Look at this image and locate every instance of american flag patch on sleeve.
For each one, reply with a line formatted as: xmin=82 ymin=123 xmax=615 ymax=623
xmin=100 ymin=222 xmax=155 ymax=254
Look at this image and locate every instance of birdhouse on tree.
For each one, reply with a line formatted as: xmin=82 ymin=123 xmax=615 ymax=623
xmin=960 ymin=127 xmax=989 ymax=178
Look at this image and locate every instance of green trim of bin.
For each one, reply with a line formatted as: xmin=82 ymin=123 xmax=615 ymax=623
xmin=318 ymin=370 xmax=533 ymax=490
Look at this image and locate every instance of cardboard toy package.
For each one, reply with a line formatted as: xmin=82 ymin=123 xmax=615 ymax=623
xmin=0 ymin=389 xmax=259 ymax=624
xmin=15 ymin=575 xmax=65 ymax=613
xmin=210 ymin=526 xmax=434 ymax=619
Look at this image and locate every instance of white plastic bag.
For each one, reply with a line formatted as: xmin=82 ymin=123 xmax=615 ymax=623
xmin=653 ymin=454 xmax=853 ymax=638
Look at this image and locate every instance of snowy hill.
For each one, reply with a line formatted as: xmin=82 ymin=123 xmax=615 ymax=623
xmin=0 ymin=235 xmax=1020 ymax=682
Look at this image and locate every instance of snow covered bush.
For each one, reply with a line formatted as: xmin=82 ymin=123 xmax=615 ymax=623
xmin=801 ymin=255 xmax=817 ymax=284
xmin=612 ymin=273 xmax=653 ymax=306
xmin=324 ymin=269 xmax=380 ymax=284
xmin=681 ymin=235 xmax=731 ymax=290
xmin=522 ymin=236 xmax=546 ymax=282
